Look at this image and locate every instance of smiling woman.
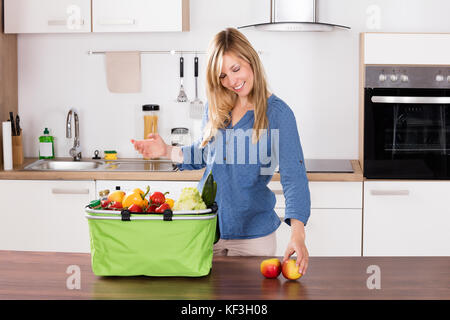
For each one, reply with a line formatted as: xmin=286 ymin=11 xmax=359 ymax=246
xmin=203 ymin=28 xmax=269 ymax=147
xmin=131 ymin=28 xmax=311 ymax=276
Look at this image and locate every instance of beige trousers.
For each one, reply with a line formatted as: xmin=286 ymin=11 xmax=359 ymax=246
xmin=213 ymin=231 xmax=277 ymax=256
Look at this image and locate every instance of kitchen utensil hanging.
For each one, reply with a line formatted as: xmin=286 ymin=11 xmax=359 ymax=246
xmin=176 ymin=56 xmax=188 ymax=102
xmin=190 ymin=56 xmax=205 ymax=118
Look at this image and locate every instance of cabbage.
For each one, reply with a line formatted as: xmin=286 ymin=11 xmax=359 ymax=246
xmin=173 ymin=187 xmax=207 ymax=211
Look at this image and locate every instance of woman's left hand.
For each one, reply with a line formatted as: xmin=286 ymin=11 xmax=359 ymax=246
xmin=283 ymin=219 xmax=309 ymax=275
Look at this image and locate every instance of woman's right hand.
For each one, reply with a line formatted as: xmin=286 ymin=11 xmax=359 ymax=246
xmin=131 ymin=133 xmax=169 ymax=159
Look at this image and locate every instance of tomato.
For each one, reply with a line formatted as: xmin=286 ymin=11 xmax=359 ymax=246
xmin=109 ymin=201 xmax=123 ymax=210
xmin=155 ymin=203 xmax=171 ymax=213
xmin=145 ymin=204 xmax=157 ymax=213
xmin=128 ymin=204 xmax=143 ymax=213
xmin=101 ymin=200 xmax=111 ymax=208
xmin=150 ymin=191 xmax=168 ymax=206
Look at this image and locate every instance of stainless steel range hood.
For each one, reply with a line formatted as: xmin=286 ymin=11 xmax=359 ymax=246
xmin=238 ymin=0 xmax=350 ymax=32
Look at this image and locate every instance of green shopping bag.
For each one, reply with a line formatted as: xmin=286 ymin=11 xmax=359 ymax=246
xmin=85 ymin=204 xmax=218 ymax=277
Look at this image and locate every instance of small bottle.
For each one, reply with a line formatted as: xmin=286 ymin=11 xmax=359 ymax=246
xmin=171 ymin=127 xmax=191 ymax=147
xmin=98 ymin=189 xmax=111 ymax=209
xmin=39 ymin=128 xmax=55 ymax=159
xmin=99 ymin=189 xmax=110 ymax=201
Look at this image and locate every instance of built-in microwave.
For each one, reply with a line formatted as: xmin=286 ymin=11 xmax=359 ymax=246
xmin=364 ymin=65 xmax=450 ymax=179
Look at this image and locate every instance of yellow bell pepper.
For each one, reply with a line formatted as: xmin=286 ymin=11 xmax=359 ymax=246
xmin=122 ymin=191 xmax=145 ymax=208
xmin=165 ymin=198 xmax=175 ymax=209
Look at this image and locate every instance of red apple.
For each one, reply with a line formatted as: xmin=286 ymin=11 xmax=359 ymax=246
xmin=260 ymin=258 xmax=282 ymax=279
xmin=282 ymin=259 xmax=302 ymax=280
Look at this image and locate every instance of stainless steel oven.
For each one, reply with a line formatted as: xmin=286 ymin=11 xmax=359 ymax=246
xmin=364 ymin=65 xmax=450 ymax=179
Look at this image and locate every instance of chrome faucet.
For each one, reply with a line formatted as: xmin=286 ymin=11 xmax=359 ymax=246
xmin=66 ymin=109 xmax=82 ymax=161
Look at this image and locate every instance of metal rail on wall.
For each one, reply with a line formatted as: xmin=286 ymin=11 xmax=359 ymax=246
xmin=87 ymin=50 xmax=206 ymax=55
xmin=87 ymin=50 xmax=262 ymax=55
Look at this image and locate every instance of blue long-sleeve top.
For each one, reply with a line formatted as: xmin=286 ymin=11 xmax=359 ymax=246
xmin=177 ymin=94 xmax=311 ymax=239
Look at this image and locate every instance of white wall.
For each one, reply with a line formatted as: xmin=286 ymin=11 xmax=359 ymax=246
xmin=17 ymin=0 xmax=450 ymax=160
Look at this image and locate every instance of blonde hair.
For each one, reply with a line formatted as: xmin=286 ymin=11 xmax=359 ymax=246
xmin=201 ymin=28 xmax=270 ymax=147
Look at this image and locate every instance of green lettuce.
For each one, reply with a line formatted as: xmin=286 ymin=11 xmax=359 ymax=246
xmin=173 ymin=187 xmax=207 ymax=211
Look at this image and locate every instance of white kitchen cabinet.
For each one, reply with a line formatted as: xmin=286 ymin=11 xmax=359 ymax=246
xmin=4 ymin=0 xmax=91 ymax=34
xmin=270 ymin=181 xmax=363 ymax=257
xmin=363 ymin=33 xmax=450 ymax=65
xmin=0 ymin=180 xmax=95 ymax=253
xmin=276 ymin=209 xmax=362 ymax=257
xmin=363 ymin=181 xmax=450 ymax=256
xmin=92 ymin=0 xmax=190 ymax=32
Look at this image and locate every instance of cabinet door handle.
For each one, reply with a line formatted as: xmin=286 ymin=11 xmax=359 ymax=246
xmin=98 ymin=19 xmax=136 ymax=25
xmin=48 ymin=19 xmax=85 ymax=26
xmin=370 ymin=190 xmax=410 ymax=196
xmin=51 ymin=188 xmax=90 ymax=195
xmin=47 ymin=19 xmax=67 ymax=26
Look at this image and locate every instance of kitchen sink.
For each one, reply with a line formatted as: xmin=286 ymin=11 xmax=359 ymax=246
xmin=103 ymin=160 xmax=178 ymax=172
xmin=24 ymin=159 xmax=106 ymax=171
xmin=23 ymin=159 xmax=178 ymax=172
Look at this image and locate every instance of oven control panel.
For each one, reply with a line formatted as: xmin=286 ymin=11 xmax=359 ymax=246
xmin=365 ymin=65 xmax=450 ymax=88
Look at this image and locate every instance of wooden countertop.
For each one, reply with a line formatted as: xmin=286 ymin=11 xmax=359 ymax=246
xmin=0 ymin=251 xmax=448 ymax=300
xmin=0 ymin=158 xmax=363 ymax=182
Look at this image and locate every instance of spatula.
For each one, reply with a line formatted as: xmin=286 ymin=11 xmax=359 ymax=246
xmin=190 ymin=56 xmax=204 ymax=118
xmin=177 ymin=57 xmax=188 ymax=102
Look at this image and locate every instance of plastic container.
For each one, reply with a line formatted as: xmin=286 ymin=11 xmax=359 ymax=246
xmin=171 ymin=127 xmax=191 ymax=147
xmin=85 ymin=203 xmax=218 ymax=277
xmin=142 ymin=104 xmax=159 ymax=139
xmin=39 ymin=128 xmax=54 ymax=159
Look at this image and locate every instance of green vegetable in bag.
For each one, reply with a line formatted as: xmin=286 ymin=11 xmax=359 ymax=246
xmin=201 ymin=171 xmax=217 ymax=207
xmin=88 ymin=199 xmax=102 ymax=210
xmin=173 ymin=187 xmax=207 ymax=211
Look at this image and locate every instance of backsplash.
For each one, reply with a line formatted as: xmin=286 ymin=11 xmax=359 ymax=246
xmin=16 ymin=0 xmax=450 ymax=160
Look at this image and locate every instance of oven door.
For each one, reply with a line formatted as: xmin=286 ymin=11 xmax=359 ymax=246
xmin=364 ymin=88 xmax=450 ymax=179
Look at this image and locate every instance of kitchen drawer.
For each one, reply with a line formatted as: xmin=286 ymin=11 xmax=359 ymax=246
xmin=269 ymin=181 xmax=362 ymax=209
xmin=276 ymin=208 xmax=362 ymax=257
xmin=0 ymin=180 xmax=95 ymax=252
xmin=364 ymin=181 xmax=450 ymax=256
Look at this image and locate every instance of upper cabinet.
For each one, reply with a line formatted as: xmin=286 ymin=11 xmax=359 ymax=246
xmin=92 ymin=0 xmax=189 ymax=33
xmin=363 ymin=33 xmax=450 ymax=65
xmin=4 ymin=0 xmax=190 ymax=34
xmin=4 ymin=0 xmax=92 ymax=34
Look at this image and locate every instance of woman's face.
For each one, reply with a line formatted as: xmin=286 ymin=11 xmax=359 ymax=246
xmin=219 ymin=52 xmax=254 ymax=99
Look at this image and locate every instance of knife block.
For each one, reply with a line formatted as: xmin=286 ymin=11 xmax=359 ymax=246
xmin=12 ymin=131 xmax=24 ymax=166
